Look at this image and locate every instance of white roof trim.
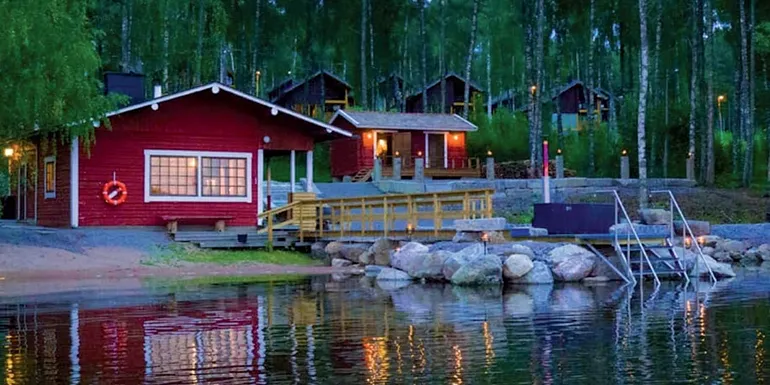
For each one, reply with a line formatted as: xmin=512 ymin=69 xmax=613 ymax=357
xmin=329 ymin=109 xmax=360 ymax=126
xmin=329 ymin=110 xmax=477 ymax=132
xmin=106 ymin=83 xmax=352 ymax=137
xmin=451 ymin=114 xmax=479 ymax=130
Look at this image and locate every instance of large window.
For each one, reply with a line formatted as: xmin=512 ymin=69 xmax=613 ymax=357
xmin=144 ymin=150 xmax=252 ymax=203
xmin=44 ymin=156 xmax=56 ymax=199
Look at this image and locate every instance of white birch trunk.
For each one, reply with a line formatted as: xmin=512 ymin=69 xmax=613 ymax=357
xmin=638 ymin=0 xmax=650 ymax=209
xmin=462 ymin=0 xmax=480 ymax=119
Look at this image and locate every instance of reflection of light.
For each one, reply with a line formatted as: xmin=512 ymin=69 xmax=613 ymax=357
xmin=451 ymin=345 xmax=463 ymax=385
xmin=363 ymin=337 xmax=389 ymax=385
xmin=188 ymin=158 xmax=197 ymax=167
xmin=482 ymin=321 xmax=495 ymax=370
xmin=757 ymin=330 xmax=765 ymax=380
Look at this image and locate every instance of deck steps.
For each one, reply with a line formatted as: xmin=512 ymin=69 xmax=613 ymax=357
xmin=351 ymin=168 xmax=373 ymax=183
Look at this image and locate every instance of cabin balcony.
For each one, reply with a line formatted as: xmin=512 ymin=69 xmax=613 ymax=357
xmin=380 ymin=156 xmax=482 ymax=179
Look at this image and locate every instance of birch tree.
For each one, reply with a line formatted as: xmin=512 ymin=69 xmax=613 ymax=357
xmin=462 ymin=0 xmax=480 ymax=118
xmin=740 ymin=0 xmax=751 ymax=186
xmin=440 ymin=0 xmax=447 ymax=113
xmin=704 ymin=0 xmax=715 ymax=185
xmin=420 ymin=0 xmax=427 ymax=112
xmin=638 ymin=0 xmax=650 ymax=209
xmin=687 ymin=0 xmax=699 ymax=175
xmin=360 ymin=0 xmax=368 ymax=109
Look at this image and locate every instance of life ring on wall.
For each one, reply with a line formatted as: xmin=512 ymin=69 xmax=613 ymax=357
xmin=102 ymin=180 xmax=128 ymax=206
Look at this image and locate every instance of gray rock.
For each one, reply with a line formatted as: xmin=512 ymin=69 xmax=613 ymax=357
xmin=758 ymin=244 xmax=770 ymax=261
xmin=376 ymin=267 xmax=413 ymax=281
xmin=358 ymin=250 xmax=374 ymax=265
xmin=674 ymin=220 xmax=711 ymax=236
xmin=451 ymin=255 xmax=503 ymax=285
xmin=717 ymin=239 xmax=748 ymax=254
xmin=691 ymin=254 xmax=736 ymax=278
xmin=453 ymin=231 xmax=482 ymax=243
xmin=713 ymin=251 xmax=733 ymax=263
xmin=390 ymin=241 xmax=430 ymax=272
xmin=547 ymin=244 xmax=596 ymax=282
xmin=509 ymin=244 xmax=536 ymax=259
xmin=589 ymin=255 xmax=625 ymax=281
xmin=454 ymin=218 xmax=507 ymax=232
xmin=340 ymin=244 xmax=370 ymax=262
xmin=331 ymin=258 xmax=352 ymax=268
xmin=376 ymin=279 xmax=412 ymax=291
xmin=370 ymin=238 xmax=399 ymax=266
xmin=442 ymin=252 xmax=470 ymax=281
xmin=364 ymin=265 xmax=384 ymax=277
xmin=583 ymin=276 xmax=611 ymax=283
xmin=503 ymin=254 xmax=534 ymax=280
xmin=510 ymin=261 xmax=554 ymax=285
xmin=407 ymin=251 xmax=450 ymax=280
xmin=325 ymin=241 xmax=344 ymax=259
xmin=639 ymin=209 xmax=672 ymax=225
xmin=701 ymin=246 xmax=716 ymax=256
xmin=310 ymin=241 xmax=329 ymax=260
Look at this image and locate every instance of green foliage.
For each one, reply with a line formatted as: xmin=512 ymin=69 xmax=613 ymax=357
xmin=0 ymin=0 xmax=121 ymax=141
xmin=467 ymin=109 xmax=529 ymax=161
xmin=146 ymin=244 xmax=321 ymax=266
xmin=550 ymin=125 xmax=621 ymax=178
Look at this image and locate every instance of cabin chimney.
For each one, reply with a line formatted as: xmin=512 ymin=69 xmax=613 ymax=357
xmin=153 ymin=82 xmax=162 ymax=99
xmin=104 ymin=72 xmax=146 ymax=105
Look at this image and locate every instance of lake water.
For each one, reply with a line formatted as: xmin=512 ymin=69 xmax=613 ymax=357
xmin=1 ymin=267 xmax=770 ymax=384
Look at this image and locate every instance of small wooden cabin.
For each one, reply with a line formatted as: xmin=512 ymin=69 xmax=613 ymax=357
xmin=328 ymin=110 xmax=480 ymax=180
xmin=405 ymin=73 xmax=483 ymax=114
xmin=268 ymin=70 xmax=352 ymax=121
xmin=551 ymin=80 xmax=610 ymax=129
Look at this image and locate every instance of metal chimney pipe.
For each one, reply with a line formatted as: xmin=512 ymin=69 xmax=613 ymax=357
xmin=153 ymin=84 xmax=162 ymax=99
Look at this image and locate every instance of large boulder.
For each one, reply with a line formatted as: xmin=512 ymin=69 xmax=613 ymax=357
xmin=503 ymin=254 xmax=534 ymax=280
xmin=454 ymin=218 xmax=507 ymax=232
xmin=701 ymin=246 xmax=716 ymax=256
xmin=453 ymin=231 xmax=481 ymax=243
xmin=450 ymin=255 xmax=503 ymax=285
xmin=331 ymin=258 xmax=352 ymax=268
xmin=547 ymin=244 xmax=596 ymax=282
xmin=716 ymin=239 xmax=748 ymax=261
xmin=390 ymin=242 xmax=430 ymax=272
xmin=674 ymin=220 xmax=711 ymax=236
xmin=364 ymin=265 xmax=384 ymax=277
xmin=758 ymin=244 xmax=770 ymax=262
xmin=508 ymin=244 xmax=535 ymax=259
xmin=376 ymin=267 xmax=413 ymax=281
xmin=340 ymin=244 xmax=370 ymax=262
xmin=712 ymin=251 xmax=733 ymax=263
xmin=691 ymin=254 xmax=736 ymax=278
xmin=370 ymin=238 xmax=400 ymax=266
xmin=406 ymin=251 xmax=450 ymax=280
xmin=509 ymin=261 xmax=554 ymax=285
xmin=639 ymin=209 xmax=672 ymax=225
xmin=589 ymin=255 xmax=625 ymax=281
xmin=325 ymin=241 xmax=344 ymax=259
xmin=358 ymin=251 xmax=374 ymax=265
xmin=441 ymin=244 xmax=484 ymax=280
xmin=310 ymin=241 xmax=330 ymax=260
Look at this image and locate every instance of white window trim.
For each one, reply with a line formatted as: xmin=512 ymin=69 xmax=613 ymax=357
xmin=143 ymin=149 xmax=253 ymax=203
xmin=44 ymin=155 xmax=56 ymax=199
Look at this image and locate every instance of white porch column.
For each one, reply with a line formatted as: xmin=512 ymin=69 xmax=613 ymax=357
xmin=305 ymin=150 xmax=314 ymax=192
xmin=372 ymin=131 xmax=377 ymax=161
xmin=424 ymin=133 xmax=430 ymax=168
xmin=70 ymin=137 xmax=79 ymax=228
xmin=257 ymin=149 xmax=264 ymax=226
xmin=443 ymin=133 xmax=449 ymax=168
xmin=289 ymin=150 xmax=296 ymax=194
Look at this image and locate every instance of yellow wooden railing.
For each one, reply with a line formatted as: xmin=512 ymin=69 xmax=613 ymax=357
xmin=257 ymin=188 xmax=494 ymax=245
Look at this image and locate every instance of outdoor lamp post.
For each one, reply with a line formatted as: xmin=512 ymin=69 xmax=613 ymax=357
xmin=4 ymin=147 xmax=13 ymax=196
xmin=406 ymin=222 xmax=414 ymax=241
xmin=481 ymin=232 xmax=489 ymax=254
xmin=717 ymin=95 xmax=726 ymax=132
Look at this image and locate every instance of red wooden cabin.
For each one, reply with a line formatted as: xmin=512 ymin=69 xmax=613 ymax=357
xmin=12 ymin=79 xmax=351 ymax=228
xmin=328 ymin=110 xmax=479 ymax=180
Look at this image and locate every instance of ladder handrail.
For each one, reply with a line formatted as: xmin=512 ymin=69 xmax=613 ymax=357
xmin=650 ymin=190 xmax=717 ymax=283
xmin=596 ymin=189 xmax=659 ymax=285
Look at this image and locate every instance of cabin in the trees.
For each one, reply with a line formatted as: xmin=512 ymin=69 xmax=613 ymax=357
xmin=551 ymin=80 xmax=610 ymax=129
xmin=268 ymin=70 xmax=353 ymax=121
xmin=377 ymin=73 xmax=406 ymax=111
xmin=405 ymin=73 xmax=483 ymax=114
xmin=9 ymin=73 xmax=351 ymax=228
xmin=489 ymin=89 xmax=517 ymax=113
xmin=328 ymin=110 xmax=479 ymax=180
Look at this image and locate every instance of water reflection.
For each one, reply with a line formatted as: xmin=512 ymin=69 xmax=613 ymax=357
xmin=1 ymin=272 xmax=770 ymax=384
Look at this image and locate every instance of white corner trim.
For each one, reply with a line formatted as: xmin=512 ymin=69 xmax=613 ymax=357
xmin=70 ymin=137 xmax=79 ymax=228
xmin=443 ymin=133 xmax=448 ymax=168
xmin=44 ymin=155 xmax=56 ymax=199
xmin=257 ymin=149 xmax=264 ymax=226
xmin=143 ymin=149 xmax=253 ymax=203
xmin=424 ymin=133 xmax=429 ymax=168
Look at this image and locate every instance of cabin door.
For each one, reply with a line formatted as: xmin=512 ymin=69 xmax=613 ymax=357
xmin=427 ymin=134 xmax=445 ymax=168
xmin=392 ymin=133 xmax=412 ymax=165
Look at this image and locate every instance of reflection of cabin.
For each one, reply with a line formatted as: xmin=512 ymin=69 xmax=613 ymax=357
xmin=405 ymin=73 xmax=483 ymax=114
xmin=268 ymin=70 xmax=352 ymax=120
xmin=329 ymin=110 xmax=480 ymax=180
xmin=551 ymin=80 xmax=610 ymax=129
xmin=377 ymin=73 xmax=405 ymax=111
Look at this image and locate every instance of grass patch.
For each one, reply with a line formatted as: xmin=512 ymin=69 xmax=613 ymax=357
xmin=144 ymin=274 xmax=310 ymax=290
xmin=145 ymin=244 xmax=322 ymax=266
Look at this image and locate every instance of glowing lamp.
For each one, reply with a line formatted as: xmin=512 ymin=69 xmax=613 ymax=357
xmin=481 ymin=232 xmax=489 ymax=242
xmin=530 ymin=85 xmax=537 ymax=94
xmin=684 ymin=237 xmax=693 ymax=248
xmin=453 ymin=134 xmax=459 ymax=141
xmin=4 ymin=148 xmax=14 ymax=158
xmin=621 ymin=149 xmax=628 ymax=156
xmin=417 ymin=151 xmax=423 ymax=156
xmin=487 ymin=150 xmax=493 ymax=156
xmin=557 ymin=148 xmax=562 ymax=155
xmin=697 ymin=236 xmax=705 ymax=246
xmin=366 ymin=132 xmax=372 ymax=139
xmin=717 ymin=95 xmax=726 ymax=103
xmin=256 ymin=70 xmax=261 ymax=76
xmin=395 ymin=151 xmax=400 ymax=157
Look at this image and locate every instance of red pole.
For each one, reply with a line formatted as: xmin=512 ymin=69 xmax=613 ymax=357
xmin=543 ymin=141 xmax=549 ymax=177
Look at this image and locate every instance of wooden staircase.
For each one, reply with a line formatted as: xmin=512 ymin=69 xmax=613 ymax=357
xmin=351 ymin=168 xmax=373 ymax=183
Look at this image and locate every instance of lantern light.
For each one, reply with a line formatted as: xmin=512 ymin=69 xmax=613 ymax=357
xmin=453 ymin=134 xmax=459 ymax=141
xmin=557 ymin=148 xmax=562 ymax=155
xmin=417 ymin=151 xmax=423 ymax=156
xmin=622 ymin=149 xmax=628 ymax=156
xmin=366 ymin=133 xmax=372 ymax=139
xmin=487 ymin=150 xmax=493 ymax=156
xmin=4 ymin=148 xmax=14 ymax=158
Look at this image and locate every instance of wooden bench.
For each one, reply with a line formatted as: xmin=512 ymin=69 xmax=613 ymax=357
xmin=161 ymin=215 xmax=234 ymax=234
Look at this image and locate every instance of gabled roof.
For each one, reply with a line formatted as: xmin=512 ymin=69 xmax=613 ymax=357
xmin=418 ymin=72 xmax=484 ymax=96
xmin=276 ymin=70 xmax=352 ymax=98
xmin=105 ymin=82 xmax=352 ymax=137
xmin=552 ymin=80 xmax=610 ymax=100
xmin=330 ymin=110 xmax=477 ymax=132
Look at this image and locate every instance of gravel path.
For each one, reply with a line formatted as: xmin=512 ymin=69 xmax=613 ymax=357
xmin=0 ymin=224 xmax=170 ymax=253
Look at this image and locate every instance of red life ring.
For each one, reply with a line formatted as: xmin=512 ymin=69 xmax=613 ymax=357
xmin=102 ymin=181 xmax=128 ymax=206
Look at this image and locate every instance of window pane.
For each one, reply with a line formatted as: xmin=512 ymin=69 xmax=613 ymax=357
xmin=149 ymin=156 xmax=198 ymax=196
xmin=201 ymin=157 xmax=247 ymax=197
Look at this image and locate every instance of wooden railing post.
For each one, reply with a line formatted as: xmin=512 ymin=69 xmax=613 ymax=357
xmin=360 ymin=198 xmax=366 ymax=236
xmin=339 ymin=200 xmax=345 ymax=238
xmin=433 ymin=193 xmax=440 ymax=236
xmin=319 ymin=202 xmax=324 ymax=237
xmin=267 ymin=211 xmax=274 ymax=247
xmin=298 ymin=201 xmax=304 ymax=243
xmin=485 ymin=190 xmax=493 ymax=218
xmin=463 ymin=192 xmax=470 ymax=219
xmin=407 ymin=195 xmax=414 ymax=229
xmin=383 ymin=197 xmax=389 ymax=236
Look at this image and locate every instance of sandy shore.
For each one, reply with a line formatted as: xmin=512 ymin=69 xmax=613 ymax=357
xmin=0 ymin=243 xmax=351 ymax=297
